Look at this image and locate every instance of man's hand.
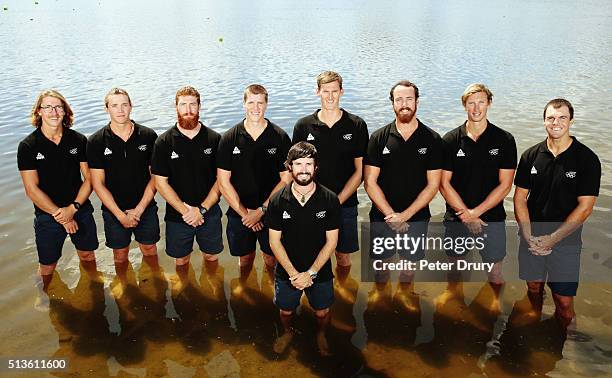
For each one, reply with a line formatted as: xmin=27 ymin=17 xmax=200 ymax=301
xmin=457 ymin=208 xmax=487 ymax=235
xmin=289 ymin=272 xmax=313 ymax=290
xmin=242 ymin=208 xmax=264 ymax=229
xmin=384 ymin=212 xmax=409 ymax=233
xmin=250 ymin=221 xmax=264 ymax=232
xmin=529 ymin=234 xmax=554 ymax=256
xmin=53 ymin=206 xmax=77 ymax=225
xmin=182 ymin=203 xmax=204 ymax=227
xmin=63 ymin=219 xmax=79 ymax=234
xmin=119 ymin=211 xmax=139 ymax=229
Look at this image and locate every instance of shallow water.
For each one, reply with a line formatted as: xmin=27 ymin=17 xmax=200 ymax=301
xmin=1 ymin=0 xmax=611 ymax=376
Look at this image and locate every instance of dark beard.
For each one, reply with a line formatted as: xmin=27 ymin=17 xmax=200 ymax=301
xmin=177 ymin=112 xmax=200 ymax=130
xmin=293 ymin=172 xmax=314 ymax=186
xmin=395 ymin=107 xmax=416 ymax=124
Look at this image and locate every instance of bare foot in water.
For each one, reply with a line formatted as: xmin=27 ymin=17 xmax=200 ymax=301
xmin=273 ymin=331 xmax=294 ymax=354
xmin=317 ymin=332 xmax=332 ymax=357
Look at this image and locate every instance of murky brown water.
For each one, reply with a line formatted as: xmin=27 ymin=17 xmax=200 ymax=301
xmin=1 ymin=0 xmax=611 ymax=376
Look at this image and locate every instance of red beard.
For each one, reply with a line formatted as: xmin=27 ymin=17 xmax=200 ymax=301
xmin=177 ymin=111 xmax=200 ymax=130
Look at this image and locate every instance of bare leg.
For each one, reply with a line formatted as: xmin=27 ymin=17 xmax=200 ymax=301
xmin=274 ymin=309 xmax=295 ymax=353
xmin=315 ymin=308 xmax=332 ymax=356
xmin=552 ymin=293 xmax=574 ymax=329
xmin=335 ymin=251 xmax=351 ymax=267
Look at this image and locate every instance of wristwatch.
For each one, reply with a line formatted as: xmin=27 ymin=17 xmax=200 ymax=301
xmin=72 ymin=201 xmax=81 ymax=210
xmin=308 ymin=269 xmax=318 ymax=279
xmin=198 ymin=205 xmax=208 ymax=216
xmin=260 ymin=205 xmax=267 ymax=214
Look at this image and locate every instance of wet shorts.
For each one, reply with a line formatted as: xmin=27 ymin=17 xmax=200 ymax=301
xmin=337 ymin=206 xmax=359 ymax=253
xmin=518 ymin=240 xmax=581 ymax=296
xmin=34 ymin=202 xmax=99 ymax=265
xmin=165 ymin=204 xmax=223 ymax=258
xmin=226 ymin=214 xmax=272 ymax=256
xmin=102 ymin=204 xmax=160 ymax=249
xmin=274 ymin=278 xmax=334 ymax=311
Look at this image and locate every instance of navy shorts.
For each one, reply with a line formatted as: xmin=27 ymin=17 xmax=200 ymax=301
xmin=369 ymin=211 xmax=429 ymax=261
xmin=102 ymin=204 xmax=160 ymax=249
xmin=274 ymin=278 xmax=334 ymax=311
xmin=165 ymin=204 xmax=223 ymax=258
xmin=226 ymin=214 xmax=272 ymax=256
xmin=337 ymin=206 xmax=359 ymax=253
xmin=444 ymin=221 xmax=507 ymax=263
xmin=518 ymin=240 xmax=581 ymax=296
xmin=34 ymin=202 xmax=99 ymax=265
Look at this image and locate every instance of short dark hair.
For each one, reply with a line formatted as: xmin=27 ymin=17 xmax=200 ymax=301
xmin=389 ymin=80 xmax=419 ymax=102
xmin=285 ymin=142 xmax=318 ymax=169
xmin=543 ymin=98 xmax=574 ymax=121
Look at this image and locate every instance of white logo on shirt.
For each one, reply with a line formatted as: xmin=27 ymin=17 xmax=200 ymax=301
xmin=69 ymin=148 xmax=78 ymax=155
xmin=456 ymin=149 xmax=465 ymax=157
xmin=233 ymin=146 xmax=241 ymax=155
xmin=565 ymin=171 xmax=576 ymax=179
xmin=203 ymin=148 xmax=212 ymax=155
xmin=382 ymin=146 xmax=391 ymax=155
xmin=282 ymin=211 xmax=291 ymax=219
xmin=316 ymin=210 xmax=326 ymax=218
xmin=306 ymin=133 xmax=315 ymax=141
xmin=267 ymin=147 xmax=277 ymax=155
xmin=104 ymin=147 xmax=112 ymax=155
xmin=489 ymin=148 xmax=499 ymax=156
xmin=417 ymin=147 xmax=427 ymax=155
xmin=530 ymin=166 xmax=537 ymax=174
xmin=138 ymin=144 xmax=147 ymax=151
xmin=36 ymin=152 xmax=45 ymax=160
xmin=343 ymin=133 xmax=352 ymax=140
xmin=171 ymin=151 xmax=179 ymax=159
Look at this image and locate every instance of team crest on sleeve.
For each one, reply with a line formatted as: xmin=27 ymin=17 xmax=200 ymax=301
xmin=316 ymin=210 xmax=327 ymax=218
xmin=203 ymin=147 xmax=212 ymax=155
xmin=489 ymin=148 xmax=499 ymax=156
xmin=417 ymin=147 xmax=427 ymax=155
xmin=343 ymin=133 xmax=352 ymax=140
xmin=138 ymin=144 xmax=148 ymax=152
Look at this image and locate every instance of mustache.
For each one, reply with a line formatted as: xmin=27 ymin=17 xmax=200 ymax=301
xmin=399 ymin=107 xmax=412 ymax=112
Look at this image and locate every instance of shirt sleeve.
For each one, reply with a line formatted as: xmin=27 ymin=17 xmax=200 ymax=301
xmin=514 ymin=150 xmax=532 ymax=189
xmin=364 ymin=132 xmax=382 ymax=167
xmin=577 ymin=150 xmax=601 ymax=196
xmin=265 ymin=192 xmax=283 ymax=231
xmin=17 ymin=141 xmax=36 ymax=171
xmin=428 ymin=133 xmax=444 ymax=170
xmin=77 ymin=134 xmax=88 ymax=163
xmin=291 ymin=121 xmax=304 ymax=144
xmin=278 ymin=132 xmax=292 ymax=172
xmin=354 ymin=119 xmax=369 ymax=158
xmin=150 ymin=137 xmax=169 ymax=177
xmin=500 ymin=133 xmax=518 ymax=169
xmin=441 ymin=132 xmax=456 ymax=171
xmin=146 ymin=129 xmax=158 ymax=165
xmin=87 ymin=134 xmax=104 ymax=169
xmin=326 ymin=194 xmax=341 ymax=231
xmin=216 ymin=132 xmax=233 ymax=171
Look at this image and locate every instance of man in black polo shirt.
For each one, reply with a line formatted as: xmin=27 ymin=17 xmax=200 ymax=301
xmin=217 ymin=84 xmax=291 ymax=270
xmin=151 ymin=86 xmax=223 ymax=266
xmin=364 ymin=80 xmax=442 ymax=282
xmin=514 ymin=98 xmax=600 ymax=328
xmin=266 ymin=142 xmax=340 ymax=355
xmin=292 ymin=71 xmax=368 ymax=268
xmin=88 ymin=88 xmax=159 ymax=268
xmin=18 ymin=89 xmax=98 ymax=286
xmin=440 ymin=83 xmax=517 ymax=284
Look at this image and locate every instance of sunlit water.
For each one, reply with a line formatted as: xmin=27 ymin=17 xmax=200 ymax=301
xmin=1 ymin=0 xmax=611 ymax=376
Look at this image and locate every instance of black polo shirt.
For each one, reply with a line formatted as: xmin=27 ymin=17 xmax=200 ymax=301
xmin=442 ymin=121 xmax=517 ymax=222
xmin=292 ymin=109 xmax=368 ymax=208
xmin=17 ymin=127 xmax=90 ymax=214
xmin=265 ymin=183 xmax=341 ymax=282
xmin=87 ymin=122 xmax=158 ymax=211
xmin=217 ymin=119 xmax=291 ymax=217
xmin=514 ymin=137 xmax=600 ymax=244
xmin=150 ymin=123 xmax=221 ymax=222
xmin=365 ymin=119 xmax=443 ymax=221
